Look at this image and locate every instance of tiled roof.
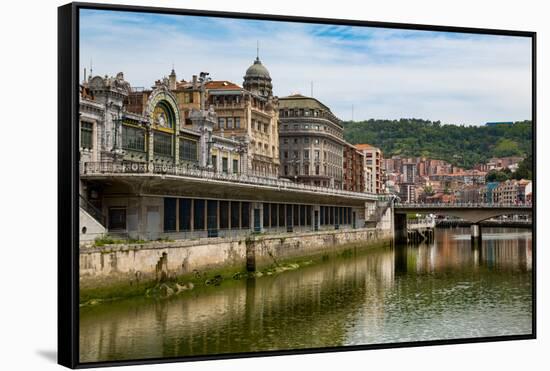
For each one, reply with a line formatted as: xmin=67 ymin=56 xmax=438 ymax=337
xmin=205 ymin=80 xmax=242 ymax=90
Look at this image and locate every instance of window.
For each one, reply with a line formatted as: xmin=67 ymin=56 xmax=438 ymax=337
xmin=278 ymin=204 xmax=285 ymax=227
xmin=283 ymin=138 xmax=288 ymax=144
xmin=227 ymin=118 xmax=233 ymax=129
xmin=218 ymin=118 xmax=225 ymax=130
xmin=304 ymin=150 xmax=309 ymax=159
xmin=294 ymin=138 xmax=299 ymax=144
xmin=304 ymin=138 xmax=309 ymax=144
xmin=81 ymin=122 xmax=93 ymax=149
xmin=235 ymin=118 xmax=241 ymax=129
xmin=305 ymin=124 xmax=309 ymax=129
xmin=108 ymin=207 xmax=126 ymax=231
xmin=316 ymin=165 xmax=320 ymax=175
xmin=284 ymin=165 xmax=288 ymax=175
xmin=179 ymin=138 xmax=198 ymax=162
xmin=154 ymin=132 xmax=172 ymax=156
xmin=263 ymin=203 xmax=270 ymax=228
xmin=314 ymin=138 xmax=320 ymax=145
xmin=220 ymin=201 xmax=229 ymax=229
xmin=211 ymin=155 xmax=217 ymax=171
xmin=231 ymin=202 xmax=240 ymax=229
xmin=222 ymin=157 xmax=228 ymax=173
xmin=233 ymin=159 xmax=239 ymax=174
xmin=241 ymin=202 xmax=250 ymax=229
xmin=304 ymin=164 xmax=309 ymax=175
xmin=164 ymin=198 xmax=177 ymax=232
xmin=271 ymin=204 xmax=278 ymax=227
xmin=315 ymin=150 xmax=320 ymax=160
xmin=193 ymin=199 xmax=205 ymax=230
xmin=293 ymin=124 xmax=299 ymax=130
xmin=179 ymin=199 xmax=192 ymax=231
xmin=257 ymin=121 xmax=261 ymax=131
xmin=293 ymin=151 xmax=299 ymax=159
xmin=315 ymin=125 xmax=320 ymax=130
xmin=284 ymin=151 xmax=288 ymax=159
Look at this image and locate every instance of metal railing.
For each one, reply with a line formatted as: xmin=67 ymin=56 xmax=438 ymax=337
xmin=82 ymin=161 xmax=381 ymax=200
xmin=395 ymin=202 xmax=532 ymax=209
xmin=79 ymin=195 xmax=105 ymax=226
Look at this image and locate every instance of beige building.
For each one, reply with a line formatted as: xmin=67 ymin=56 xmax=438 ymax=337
xmin=205 ymin=56 xmax=280 ymax=177
xmin=278 ymin=94 xmax=346 ymax=189
xmin=356 ymin=144 xmax=384 ymax=194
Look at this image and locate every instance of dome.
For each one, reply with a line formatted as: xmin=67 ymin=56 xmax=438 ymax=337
xmin=245 ymin=57 xmax=271 ymax=79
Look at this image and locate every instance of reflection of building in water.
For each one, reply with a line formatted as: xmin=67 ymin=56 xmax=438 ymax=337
xmin=410 ymin=228 xmax=533 ymax=272
xmin=80 ymin=249 xmax=395 ymax=362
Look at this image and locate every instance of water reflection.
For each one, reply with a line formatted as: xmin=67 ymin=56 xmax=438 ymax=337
xmin=80 ymin=228 xmax=532 ymax=363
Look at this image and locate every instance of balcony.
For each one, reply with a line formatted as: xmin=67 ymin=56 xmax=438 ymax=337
xmin=82 ymin=161 xmax=380 ymax=201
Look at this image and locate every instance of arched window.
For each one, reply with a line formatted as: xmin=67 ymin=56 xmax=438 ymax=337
xmin=152 ymin=100 xmax=176 ymax=129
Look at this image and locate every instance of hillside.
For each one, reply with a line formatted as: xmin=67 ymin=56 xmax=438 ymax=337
xmin=343 ymin=119 xmax=532 ymax=169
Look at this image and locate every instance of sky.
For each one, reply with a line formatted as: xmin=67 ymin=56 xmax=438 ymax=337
xmin=79 ymin=9 xmax=532 ymax=126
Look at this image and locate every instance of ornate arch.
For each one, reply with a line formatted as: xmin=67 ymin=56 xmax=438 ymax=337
xmin=145 ymin=86 xmax=180 ymax=132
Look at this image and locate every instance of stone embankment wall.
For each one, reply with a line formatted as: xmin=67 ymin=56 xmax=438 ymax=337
xmin=80 ymin=228 xmax=392 ymax=289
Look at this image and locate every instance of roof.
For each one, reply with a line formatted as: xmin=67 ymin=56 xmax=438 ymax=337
xmin=245 ymin=57 xmax=271 ymax=79
xmin=278 ymin=94 xmax=332 ymax=112
xmin=355 ymin=144 xmax=380 ymax=151
xmin=205 ymin=80 xmax=242 ymax=90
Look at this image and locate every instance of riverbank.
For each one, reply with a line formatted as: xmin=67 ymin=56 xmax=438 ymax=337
xmin=80 ymin=228 xmax=392 ymax=305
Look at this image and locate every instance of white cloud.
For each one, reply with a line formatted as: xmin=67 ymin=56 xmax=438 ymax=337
xmin=79 ymin=10 xmax=532 ymax=125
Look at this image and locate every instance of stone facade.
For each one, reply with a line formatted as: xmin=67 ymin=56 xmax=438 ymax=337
xmin=78 ymin=60 xmax=382 ymax=244
xmin=278 ymin=94 xmax=346 ymax=189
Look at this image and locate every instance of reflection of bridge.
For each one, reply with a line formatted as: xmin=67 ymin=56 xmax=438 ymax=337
xmin=394 ymin=203 xmax=533 ymax=242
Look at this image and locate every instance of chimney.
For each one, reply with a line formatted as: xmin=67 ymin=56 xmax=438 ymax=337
xmin=192 ymin=75 xmax=198 ymax=89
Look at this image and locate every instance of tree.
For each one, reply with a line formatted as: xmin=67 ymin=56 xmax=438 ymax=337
xmin=343 ymin=119 xmax=532 ymax=169
xmin=486 ymin=170 xmax=510 ymax=182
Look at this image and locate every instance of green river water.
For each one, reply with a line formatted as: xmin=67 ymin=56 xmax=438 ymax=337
xmin=79 ymin=227 xmax=533 ymax=363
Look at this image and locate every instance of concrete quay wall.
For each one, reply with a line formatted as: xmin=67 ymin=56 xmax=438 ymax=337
xmin=79 ymin=228 xmax=392 ymax=289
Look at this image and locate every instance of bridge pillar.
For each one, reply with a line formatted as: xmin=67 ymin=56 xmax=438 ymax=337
xmin=470 ymin=224 xmax=482 ymax=244
xmin=394 ymin=213 xmax=407 ymax=243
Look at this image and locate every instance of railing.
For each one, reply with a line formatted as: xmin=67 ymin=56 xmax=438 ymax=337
xmin=395 ymin=202 xmax=532 ymax=209
xmin=82 ymin=161 xmax=381 ymax=200
xmin=407 ymin=218 xmax=436 ymax=229
xmin=79 ymin=195 xmax=105 ymax=226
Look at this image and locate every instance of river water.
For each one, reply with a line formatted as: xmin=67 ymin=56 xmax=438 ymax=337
xmin=79 ymin=227 xmax=533 ymax=363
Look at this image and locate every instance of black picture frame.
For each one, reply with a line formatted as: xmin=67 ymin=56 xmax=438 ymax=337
xmin=58 ymin=2 xmax=536 ymax=368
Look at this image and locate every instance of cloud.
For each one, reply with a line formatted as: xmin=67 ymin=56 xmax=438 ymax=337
xmin=79 ymin=9 xmax=532 ymax=125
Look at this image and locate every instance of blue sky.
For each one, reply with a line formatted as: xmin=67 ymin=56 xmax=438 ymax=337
xmin=80 ymin=9 xmax=532 ymax=125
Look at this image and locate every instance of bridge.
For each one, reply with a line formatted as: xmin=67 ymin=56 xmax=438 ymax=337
xmin=393 ymin=203 xmax=533 ymax=242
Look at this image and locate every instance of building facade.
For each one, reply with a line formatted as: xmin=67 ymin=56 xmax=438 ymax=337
xmin=343 ymin=142 xmax=366 ymax=192
xmin=356 ymin=144 xmax=384 ymax=194
xmin=278 ymin=94 xmax=346 ymax=189
xmin=78 ymin=63 xmax=378 ymax=242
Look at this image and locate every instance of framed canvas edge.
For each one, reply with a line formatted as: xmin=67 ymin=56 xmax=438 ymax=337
xmin=57 ymin=2 xmax=537 ymax=369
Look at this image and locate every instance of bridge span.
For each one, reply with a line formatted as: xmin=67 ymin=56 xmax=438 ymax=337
xmin=393 ymin=203 xmax=532 ymax=242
